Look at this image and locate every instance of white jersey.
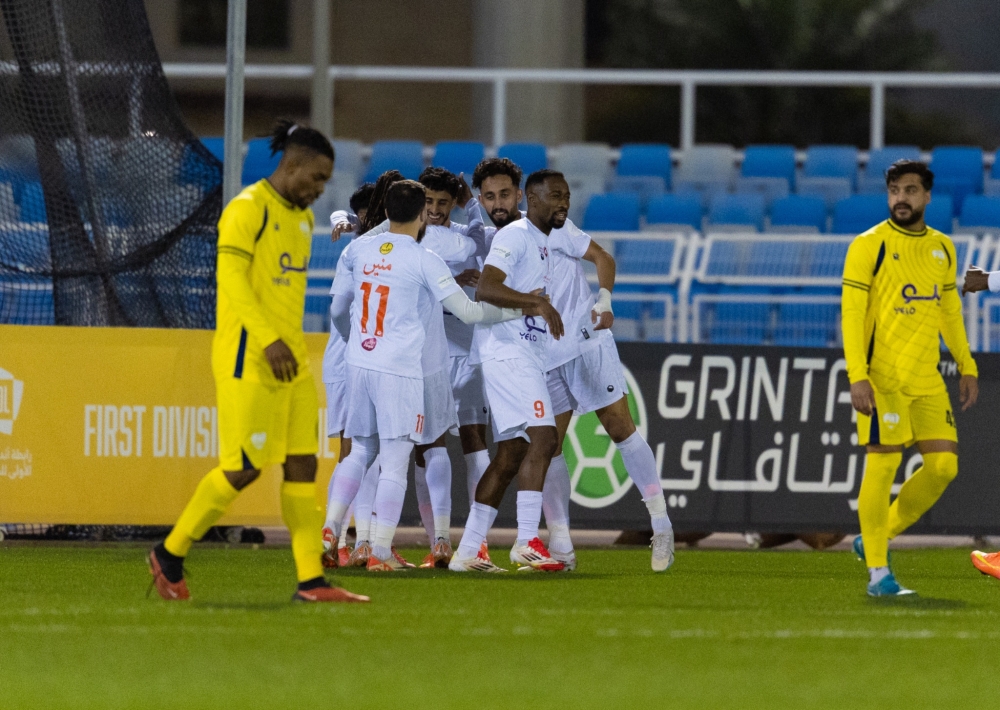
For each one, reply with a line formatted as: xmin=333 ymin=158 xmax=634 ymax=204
xmin=331 ymin=231 xmax=461 ymax=379
xmin=322 ymin=209 xmax=358 ymax=384
xmin=546 ymin=219 xmax=610 ymax=370
xmin=419 ymin=224 xmax=478 ymax=376
xmin=442 ymin=199 xmax=489 ymax=357
xmin=475 ymin=217 xmax=552 ymax=371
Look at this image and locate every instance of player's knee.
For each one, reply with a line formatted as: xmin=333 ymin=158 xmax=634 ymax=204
xmin=926 ymin=451 xmax=958 ymax=484
xmin=602 ymin=412 xmax=636 ymax=444
xmin=226 ymin=468 xmax=261 ymax=490
xmin=529 ymin=428 xmax=559 ymax=461
xmin=283 ymin=455 xmax=317 ymax=482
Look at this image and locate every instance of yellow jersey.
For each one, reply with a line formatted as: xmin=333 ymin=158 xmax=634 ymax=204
xmin=841 ymin=219 xmax=977 ymax=396
xmin=211 ymin=179 xmax=314 ymax=385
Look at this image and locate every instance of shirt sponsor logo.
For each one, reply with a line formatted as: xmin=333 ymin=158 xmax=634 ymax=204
xmin=520 ymin=315 xmax=548 ymax=341
xmin=493 ymin=246 xmax=512 ymax=260
xmin=363 ymin=260 xmax=392 ymax=276
xmin=279 ymin=252 xmax=308 ymax=274
xmin=380 ymin=242 xmax=394 ymax=255
xmin=361 ymin=337 xmax=377 ymax=351
xmin=900 ymin=283 xmax=940 ymax=304
xmin=437 ymin=275 xmax=457 ymax=288
xmin=0 ymin=367 xmax=24 ymax=436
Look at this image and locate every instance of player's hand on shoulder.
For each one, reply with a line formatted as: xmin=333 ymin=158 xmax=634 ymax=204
xmin=456 ymin=173 xmax=473 ymax=208
xmin=963 ymin=266 xmax=990 ymax=295
xmin=265 ymin=339 xmax=298 ymax=382
xmin=849 ymin=380 xmax=875 ymax=417
xmin=960 ymin=374 xmax=979 ymax=411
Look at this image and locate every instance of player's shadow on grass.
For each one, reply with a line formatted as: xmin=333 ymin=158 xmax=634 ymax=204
xmin=194 ymin=601 xmax=289 ymax=611
xmin=333 ymin=569 xmax=606 ymax=581
xmin=867 ymin=595 xmax=966 ymax=610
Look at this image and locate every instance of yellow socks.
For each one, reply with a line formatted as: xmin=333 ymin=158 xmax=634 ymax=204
xmin=888 ymin=452 xmax=958 ymax=538
xmin=164 ymin=467 xmax=241 ymax=557
xmin=281 ymin=481 xmax=325 ymax=582
xmin=857 ymin=452 xmax=901 ymax=568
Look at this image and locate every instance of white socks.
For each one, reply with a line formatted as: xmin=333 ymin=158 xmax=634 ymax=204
xmin=353 ymin=457 xmax=379 ymax=545
xmin=424 ymin=447 xmax=452 ymax=540
xmin=617 ymin=431 xmax=671 ymax=534
xmin=464 ymin=450 xmax=490 ymax=509
xmin=456 ymin=502 xmax=498 ymax=559
xmin=869 ymin=566 xmax=890 ymax=585
xmin=542 ymin=453 xmax=574 ymax=554
xmin=324 ymin=436 xmax=378 ymax=538
xmin=516 ymin=490 xmax=543 ymax=546
xmin=337 ymin=503 xmax=352 ymax=547
xmin=371 ymin=437 xmax=414 ymax=561
xmin=414 ymin=464 xmax=435 ymax=544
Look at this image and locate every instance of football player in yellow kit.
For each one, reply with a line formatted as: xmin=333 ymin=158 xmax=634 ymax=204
xmin=148 ymin=120 xmax=368 ymax=603
xmin=842 ymin=160 xmax=978 ymax=596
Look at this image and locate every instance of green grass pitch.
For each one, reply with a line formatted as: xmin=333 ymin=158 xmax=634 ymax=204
xmin=2 ymin=544 xmax=998 ymax=709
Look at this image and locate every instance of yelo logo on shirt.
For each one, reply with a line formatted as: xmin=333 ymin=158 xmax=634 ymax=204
xmin=380 ymin=242 xmax=394 ymax=255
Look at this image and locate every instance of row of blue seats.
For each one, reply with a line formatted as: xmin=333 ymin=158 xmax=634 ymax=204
xmin=582 ymin=191 xmax=1000 ymax=234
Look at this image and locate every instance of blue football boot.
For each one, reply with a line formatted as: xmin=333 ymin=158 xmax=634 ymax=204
xmin=867 ymin=571 xmax=916 ymax=597
xmin=852 ymin=535 xmax=891 ymax=565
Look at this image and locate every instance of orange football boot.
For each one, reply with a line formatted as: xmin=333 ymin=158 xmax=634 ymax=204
xmin=147 ymin=547 xmax=190 ymax=601
xmin=293 ymin=585 xmax=370 ymax=603
xmin=972 ymin=550 xmax=1000 ymax=579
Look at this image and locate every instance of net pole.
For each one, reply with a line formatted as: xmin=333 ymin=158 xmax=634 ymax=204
xmin=310 ymin=0 xmax=332 ymax=137
xmin=222 ymin=0 xmax=247 ymax=205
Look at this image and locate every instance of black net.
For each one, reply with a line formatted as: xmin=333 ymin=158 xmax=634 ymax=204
xmin=0 ymin=0 xmax=220 ymax=327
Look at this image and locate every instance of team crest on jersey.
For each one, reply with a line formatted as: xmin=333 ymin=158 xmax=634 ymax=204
xmin=931 ymin=249 xmax=946 ymax=265
xmin=361 ymin=337 xmax=377 ymax=351
xmin=538 ymin=246 xmax=548 ymax=260
xmin=299 ymin=221 xmax=310 ymax=234
xmin=380 ymin=242 xmax=394 ymax=255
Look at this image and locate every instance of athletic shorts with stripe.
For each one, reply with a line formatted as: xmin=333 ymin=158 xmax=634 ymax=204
xmin=343 ymin=363 xmax=425 ymax=442
xmin=856 ymin=387 xmax=957 ymax=447
xmin=216 ymin=374 xmax=319 ymax=471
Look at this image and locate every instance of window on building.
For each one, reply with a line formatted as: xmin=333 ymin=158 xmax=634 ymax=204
xmin=178 ymin=0 xmax=290 ymax=50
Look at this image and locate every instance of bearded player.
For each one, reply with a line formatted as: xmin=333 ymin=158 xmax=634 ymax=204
xmin=842 ymin=160 xmax=978 ymax=597
xmin=148 ymin=120 xmax=368 ymax=603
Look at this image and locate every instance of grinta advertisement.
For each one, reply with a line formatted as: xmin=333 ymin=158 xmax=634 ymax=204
xmin=557 ymin=343 xmax=1000 ymax=535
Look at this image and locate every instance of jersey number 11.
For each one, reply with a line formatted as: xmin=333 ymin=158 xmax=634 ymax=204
xmin=359 ymin=282 xmax=390 ymax=337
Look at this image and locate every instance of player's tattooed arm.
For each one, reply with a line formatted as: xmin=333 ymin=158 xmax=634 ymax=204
xmin=476 ymin=265 xmax=564 ymax=339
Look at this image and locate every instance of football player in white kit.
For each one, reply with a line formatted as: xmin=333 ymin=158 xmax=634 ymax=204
xmin=326 ymin=180 xmax=525 ymax=571
xmin=542 ymin=218 xmax=675 ymax=573
xmin=450 ymin=169 xmax=569 ymax=573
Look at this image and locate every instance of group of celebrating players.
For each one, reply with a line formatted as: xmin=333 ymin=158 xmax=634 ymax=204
xmin=147 ymin=120 xmax=672 ymax=603
xmin=147 ymin=118 xmax=1000 ymax=603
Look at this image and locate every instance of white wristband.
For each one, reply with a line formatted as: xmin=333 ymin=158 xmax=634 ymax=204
xmin=988 ymin=271 xmax=1000 ymax=293
xmin=592 ymin=288 xmax=613 ymax=315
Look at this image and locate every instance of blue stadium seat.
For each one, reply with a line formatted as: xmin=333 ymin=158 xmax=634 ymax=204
xmin=931 ymin=146 xmax=984 ymax=215
xmin=646 ymin=193 xmax=702 ymax=231
xmin=18 ymin=181 xmax=46 ymax=222
xmin=924 ymin=195 xmax=954 ymax=233
xmin=200 ymin=137 xmax=225 ymax=162
xmin=615 ymin=240 xmax=676 ymax=275
xmin=831 ymin=194 xmax=887 ymax=234
xmin=364 ymin=140 xmax=425 ymax=182
xmin=309 ymin=234 xmax=351 ymax=271
xmin=432 ymin=141 xmax=484 ymax=178
xmin=773 ymin=303 xmax=839 ymax=347
xmin=616 ymin=144 xmax=672 ymax=187
xmin=797 ymin=145 xmax=858 ymax=208
xmin=741 ymin=145 xmax=796 ymax=184
xmin=858 ymin=145 xmax=921 ymax=193
xmin=708 ymin=193 xmax=766 ymax=231
xmin=497 ymin=143 xmax=547 ymax=179
xmin=606 ymin=175 xmax=665 ymax=210
xmin=241 ymin=138 xmax=281 ymax=185
xmin=959 ymin=195 xmax=1000 ymax=229
xmin=674 ymin=144 xmax=737 ymax=200
xmin=583 ymin=192 xmax=641 ymax=231
xmin=806 ymin=240 xmax=851 ymax=278
xmin=707 ymin=302 xmax=770 ymax=344
xmin=768 ymin=195 xmax=827 ymax=233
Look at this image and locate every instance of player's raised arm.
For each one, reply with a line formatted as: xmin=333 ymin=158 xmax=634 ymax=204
xmin=840 ymin=236 xmax=876 ymax=416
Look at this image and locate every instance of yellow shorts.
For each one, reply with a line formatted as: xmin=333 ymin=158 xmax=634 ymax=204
xmin=856 ymin=388 xmax=957 ymax=447
xmin=216 ymin=375 xmax=319 ymax=471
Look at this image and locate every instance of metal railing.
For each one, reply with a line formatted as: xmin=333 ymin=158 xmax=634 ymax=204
xmin=163 ymin=63 xmax=1000 ymax=150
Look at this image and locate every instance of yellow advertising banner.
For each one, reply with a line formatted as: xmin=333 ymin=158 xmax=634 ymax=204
xmin=0 ymin=324 xmax=339 ymax=526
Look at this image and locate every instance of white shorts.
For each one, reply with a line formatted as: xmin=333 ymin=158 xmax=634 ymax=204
xmin=418 ymin=369 xmax=459 ymax=445
xmin=482 ymin=357 xmax=556 ymax=442
xmin=325 ymin=380 xmax=347 ymax=436
xmin=343 ymin=364 xmax=424 ymax=442
xmin=546 ymin=337 xmax=629 ymax=416
xmin=450 ymin=354 xmax=489 ymax=426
